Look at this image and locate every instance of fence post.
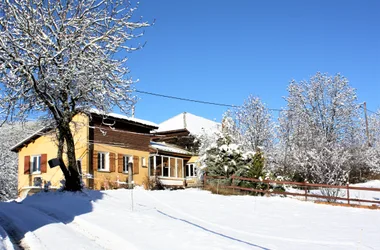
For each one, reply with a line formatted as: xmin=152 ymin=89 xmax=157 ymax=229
xmin=304 ymin=180 xmax=308 ymax=201
xmin=204 ymin=173 xmax=207 ymax=188
xmin=347 ymin=182 xmax=350 ymax=205
xmin=231 ymin=174 xmax=235 ymax=195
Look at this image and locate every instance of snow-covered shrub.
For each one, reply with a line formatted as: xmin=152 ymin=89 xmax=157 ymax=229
xmin=319 ymin=188 xmax=343 ymax=202
xmin=200 ymin=127 xmax=273 ymax=194
xmin=232 ymin=151 xmax=269 ymax=194
xmin=203 ymin=134 xmax=244 ymax=179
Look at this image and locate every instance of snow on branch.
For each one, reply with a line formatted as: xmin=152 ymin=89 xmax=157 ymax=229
xmin=0 ymin=0 xmax=150 ymax=124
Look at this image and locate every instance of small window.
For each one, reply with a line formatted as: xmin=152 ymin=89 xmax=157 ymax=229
xmin=163 ymin=156 xmax=169 ymax=177
xmin=123 ymin=155 xmax=132 ymax=173
xmin=31 ymin=155 xmax=41 ymax=174
xmin=141 ymin=157 xmax=146 ymax=167
xmin=98 ymin=152 xmax=109 ymax=171
xmin=186 ymin=164 xmax=197 ymax=177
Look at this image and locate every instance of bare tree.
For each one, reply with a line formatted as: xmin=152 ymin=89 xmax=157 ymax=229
xmin=0 ymin=0 xmax=150 ymax=191
xmin=278 ymin=72 xmax=359 ymax=185
xmin=232 ymin=95 xmax=274 ymax=152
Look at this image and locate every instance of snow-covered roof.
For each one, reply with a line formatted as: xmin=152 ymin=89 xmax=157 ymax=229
xmin=89 ymin=109 xmax=158 ymax=128
xmin=150 ymin=141 xmax=193 ymax=156
xmin=154 ymin=112 xmax=220 ymax=136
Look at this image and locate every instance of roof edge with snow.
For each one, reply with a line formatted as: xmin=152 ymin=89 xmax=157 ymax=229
xmin=88 ymin=109 xmax=158 ymax=129
xmin=10 ymin=126 xmax=53 ymax=152
xmin=150 ymin=141 xmax=194 ymax=156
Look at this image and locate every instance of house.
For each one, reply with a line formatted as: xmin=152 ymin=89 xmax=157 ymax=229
xmin=148 ymin=112 xmax=220 ymax=187
xmin=11 ymin=111 xmax=158 ymax=195
xmin=11 ymin=111 xmax=220 ymax=196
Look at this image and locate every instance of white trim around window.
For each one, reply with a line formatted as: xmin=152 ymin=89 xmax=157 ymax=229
xmin=31 ymin=155 xmax=41 ymax=174
xmin=186 ymin=163 xmax=197 ymax=177
xmin=141 ymin=156 xmax=146 ymax=168
xmin=98 ymin=152 xmax=110 ymax=171
xmin=122 ymin=155 xmax=132 ymax=173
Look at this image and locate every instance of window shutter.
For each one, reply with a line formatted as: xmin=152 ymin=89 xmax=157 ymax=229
xmin=41 ymin=154 xmax=47 ymax=173
xmin=133 ymin=156 xmax=139 ymax=175
xmin=118 ymin=154 xmax=123 ymax=173
xmin=24 ymin=156 xmax=30 ymax=174
xmin=110 ymin=153 xmax=115 ymax=172
xmin=93 ymin=150 xmax=98 ymax=172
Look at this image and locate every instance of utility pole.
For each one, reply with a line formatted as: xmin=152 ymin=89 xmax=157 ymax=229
xmin=363 ymin=102 xmax=371 ymax=147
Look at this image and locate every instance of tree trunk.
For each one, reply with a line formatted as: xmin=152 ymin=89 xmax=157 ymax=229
xmin=57 ymin=122 xmax=82 ymax=191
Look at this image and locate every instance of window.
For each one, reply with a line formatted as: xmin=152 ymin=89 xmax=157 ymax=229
xmin=163 ymin=156 xmax=169 ymax=177
xmin=149 ymin=155 xmax=184 ymax=178
xmin=155 ymin=156 xmax=162 ymax=176
xmin=149 ymin=156 xmax=155 ymax=176
xmin=122 ymin=155 xmax=132 ymax=173
xmin=141 ymin=157 xmax=146 ymax=167
xmin=98 ymin=152 xmax=109 ymax=171
xmin=31 ymin=155 xmax=41 ymax=174
xmin=186 ymin=164 xmax=197 ymax=177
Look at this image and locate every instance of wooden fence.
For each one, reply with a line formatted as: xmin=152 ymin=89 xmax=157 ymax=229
xmin=204 ymin=174 xmax=380 ymax=205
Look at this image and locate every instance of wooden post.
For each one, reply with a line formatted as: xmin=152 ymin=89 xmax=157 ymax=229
xmin=304 ymin=180 xmax=308 ymax=201
xmin=203 ymin=173 xmax=207 ymax=188
xmin=231 ymin=175 xmax=235 ymax=194
xmin=347 ymin=182 xmax=350 ymax=205
xmin=128 ymin=162 xmax=133 ymax=189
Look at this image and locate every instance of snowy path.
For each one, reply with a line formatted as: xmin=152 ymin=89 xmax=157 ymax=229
xmin=0 ymin=188 xmax=379 ymax=250
xmin=0 ymin=202 xmax=106 ymax=249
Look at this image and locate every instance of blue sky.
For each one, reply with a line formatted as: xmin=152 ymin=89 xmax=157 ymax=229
xmin=126 ymin=0 xmax=380 ymax=124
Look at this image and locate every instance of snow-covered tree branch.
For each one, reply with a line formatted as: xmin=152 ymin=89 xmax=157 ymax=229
xmin=0 ymin=0 xmax=150 ymax=191
xmin=277 ymin=72 xmax=360 ymax=185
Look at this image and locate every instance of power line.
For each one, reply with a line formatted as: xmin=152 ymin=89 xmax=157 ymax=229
xmin=136 ymin=89 xmax=380 ymax=115
xmin=135 ymin=90 xmax=237 ymax=108
xmin=135 ymin=89 xmax=284 ymax=111
xmin=365 ymin=108 xmax=380 ymax=116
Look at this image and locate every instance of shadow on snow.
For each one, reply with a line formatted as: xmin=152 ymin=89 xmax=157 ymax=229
xmin=0 ymin=189 xmax=104 ymax=245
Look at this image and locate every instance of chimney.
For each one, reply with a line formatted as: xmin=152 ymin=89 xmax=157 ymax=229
xmin=183 ymin=112 xmax=187 ymax=129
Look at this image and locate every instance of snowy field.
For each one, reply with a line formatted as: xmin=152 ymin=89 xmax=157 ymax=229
xmin=0 ymin=187 xmax=379 ymax=250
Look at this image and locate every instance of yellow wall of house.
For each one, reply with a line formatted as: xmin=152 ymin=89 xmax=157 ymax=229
xmin=188 ymin=155 xmax=199 ymax=164
xmin=17 ymin=114 xmax=90 ymax=193
xmin=17 ymin=132 xmax=63 ymax=190
xmin=17 ymin=113 xmax=154 ymax=193
xmin=93 ymin=143 xmax=149 ymax=190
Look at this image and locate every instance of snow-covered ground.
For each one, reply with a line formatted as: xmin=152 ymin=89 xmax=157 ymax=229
xmin=0 ymin=187 xmax=379 ymax=250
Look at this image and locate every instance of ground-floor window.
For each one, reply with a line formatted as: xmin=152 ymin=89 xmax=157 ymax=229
xmin=149 ymin=155 xmax=184 ymax=178
xmin=98 ymin=152 xmax=109 ymax=171
xmin=122 ymin=155 xmax=132 ymax=173
xmin=185 ymin=163 xmax=197 ymax=177
xmin=31 ymin=155 xmax=41 ymax=174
